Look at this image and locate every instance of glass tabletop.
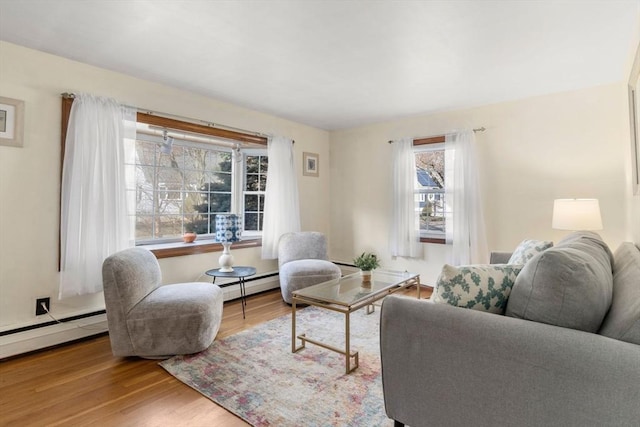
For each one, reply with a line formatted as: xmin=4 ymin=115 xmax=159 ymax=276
xmin=292 ymin=269 xmax=419 ymax=307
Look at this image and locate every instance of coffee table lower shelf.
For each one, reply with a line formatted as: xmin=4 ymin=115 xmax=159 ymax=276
xmin=293 ymin=332 xmax=359 ymax=373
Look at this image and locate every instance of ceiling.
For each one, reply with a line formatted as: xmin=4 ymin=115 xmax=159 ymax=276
xmin=1 ymin=1 xmax=638 ymax=130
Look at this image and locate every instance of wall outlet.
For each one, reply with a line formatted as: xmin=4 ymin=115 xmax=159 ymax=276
xmin=36 ymin=297 xmax=50 ymax=316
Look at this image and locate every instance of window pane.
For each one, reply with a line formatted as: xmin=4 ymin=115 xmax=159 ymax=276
xmin=242 ymin=153 xmax=267 ymax=233
xmin=246 ymin=155 xmax=259 ymax=173
xmin=246 ymin=174 xmax=259 ymax=191
xmin=188 ymin=213 xmax=212 ymax=234
xmin=183 ymin=147 xmax=208 ymax=170
xmin=213 ymin=152 xmax=232 ymax=172
xmin=244 ymin=212 xmax=258 ymax=231
xmin=157 ymin=168 xmax=183 ymax=189
xmin=154 ymin=215 xmax=183 ymax=238
xmin=135 ymin=216 xmax=154 ymax=240
xmin=209 ymin=193 xmax=231 ymax=213
xmin=245 ymin=194 xmax=259 ymax=211
xmin=207 ymin=172 xmax=232 ymax=192
xmin=420 ymin=192 xmax=446 ymax=233
xmin=158 ymin=146 xmax=184 ymax=168
xmin=134 ymin=141 xmax=157 ymax=166
xmin=415 ymin=151 xmax=444 ymax=189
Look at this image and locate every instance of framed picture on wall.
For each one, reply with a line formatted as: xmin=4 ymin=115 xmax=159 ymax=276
xmin=303 ymin=152 xmax=319 ymax=177
xmin=0 ymin=96 xmax=25 ymax=148
xmin=629 ymin=44 xmax=640 ymax=195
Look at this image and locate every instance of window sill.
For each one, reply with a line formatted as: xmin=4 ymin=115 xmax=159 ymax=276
xmin=141 ymin=238 xmax=262 ymax=259
xmin=420 ymin=237 xmax=445 ymax=244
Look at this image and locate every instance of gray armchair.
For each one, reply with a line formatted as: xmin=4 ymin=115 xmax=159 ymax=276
xmin=277 ymin=231 xmax=341 ymax=303
xmin=102 ymin=247 xmax=223 ymax=358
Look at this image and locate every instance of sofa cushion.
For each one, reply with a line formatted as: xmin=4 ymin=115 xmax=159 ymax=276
xmin=432 ymin=264 xmax=523 ymax=314
xmin=598 ymin=243 xmax=640 ymax=345
xmin=507 ymin=239 xmax=553 ymax=265
xmin=505 ymin=232 xmax=613 ymax=333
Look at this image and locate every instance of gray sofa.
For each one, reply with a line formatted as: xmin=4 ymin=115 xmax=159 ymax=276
xmin=380 ymin=232 xmax=640 ymax=427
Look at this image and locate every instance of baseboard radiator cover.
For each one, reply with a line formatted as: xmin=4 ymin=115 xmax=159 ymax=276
xmin=1 ymin=273 xmax=281 ymax=359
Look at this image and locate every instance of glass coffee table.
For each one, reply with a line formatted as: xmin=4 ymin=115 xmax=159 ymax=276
xmin=291 ymin=269 xmax=420 ymax=374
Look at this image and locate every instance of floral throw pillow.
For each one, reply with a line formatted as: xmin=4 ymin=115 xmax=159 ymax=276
xmin=508 ymin=239 xmax=553 ymax=265
xmin=431 ymin=264 xmax=523 ymax=315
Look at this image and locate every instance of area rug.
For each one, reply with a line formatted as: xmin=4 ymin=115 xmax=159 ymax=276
xmin=159 ymin=305 xmax=394 ymax=427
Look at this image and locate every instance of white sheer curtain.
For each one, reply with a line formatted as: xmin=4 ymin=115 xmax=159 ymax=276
xmin=59 ymin=94 xmax=136 ymax=299
xmin=390 ymin=137 xmax=423 ymax=258
xmin=261 ymin=136 xmax=300 ymax=259
xmin=444 ymin=130 xmax=488 ymax=265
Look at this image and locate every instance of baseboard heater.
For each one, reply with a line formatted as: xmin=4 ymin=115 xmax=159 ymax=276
xmin=0 ymin=271 xmax=281 ymax=359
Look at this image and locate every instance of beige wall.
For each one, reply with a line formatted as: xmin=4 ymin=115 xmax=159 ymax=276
xmin=0 ymin=42 xmax=331 ymax=330
xmin=1 ymin=39 xmax=638 ymax=336
xmin=330 ymin=82 xmax=633 ymax=285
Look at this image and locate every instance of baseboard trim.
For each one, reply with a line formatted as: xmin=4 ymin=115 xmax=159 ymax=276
xmin=0 ymin=314 xmax=109 ymax=360
xmin=0 ymin=273 xmax=281 ymax=359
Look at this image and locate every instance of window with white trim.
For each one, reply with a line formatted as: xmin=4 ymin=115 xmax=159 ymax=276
xmin=242 ymin=151 xmax=267 ymax=236
xmin=131 ymin=127 xmax=267 ymax=244
xmin=414 ymin=142 xmax=446 ymax=240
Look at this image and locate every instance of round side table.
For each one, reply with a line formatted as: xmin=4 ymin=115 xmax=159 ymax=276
xmin=205 ymin=266 xmax=256 ymax=319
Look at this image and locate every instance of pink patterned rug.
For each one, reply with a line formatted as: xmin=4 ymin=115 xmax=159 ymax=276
xmin=160 ymin=305 xmax=393 ymax=426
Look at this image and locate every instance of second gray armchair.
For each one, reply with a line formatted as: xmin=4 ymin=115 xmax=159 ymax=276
xmin=277 ymin=231 xmax=341 ymax=303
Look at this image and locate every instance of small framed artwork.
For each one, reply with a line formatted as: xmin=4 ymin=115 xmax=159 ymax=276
xmin=0 ymin=96 xmax=25 ymax=148
xmin=303 ymin=152 xmax=319 ymax=177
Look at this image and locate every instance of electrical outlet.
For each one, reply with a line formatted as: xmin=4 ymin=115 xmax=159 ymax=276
xmin=36 ymin=297 xmax=50 ymax=316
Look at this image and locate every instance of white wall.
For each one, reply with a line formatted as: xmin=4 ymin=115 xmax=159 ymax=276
xmin=330 ymin=82 xmax=633 ymax=286
xmin=0 ymin=41 xmax=331 ymax=332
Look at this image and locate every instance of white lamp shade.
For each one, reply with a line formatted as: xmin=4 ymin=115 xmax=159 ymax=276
xmin=552 ymin=199 xmax=603 ymax=231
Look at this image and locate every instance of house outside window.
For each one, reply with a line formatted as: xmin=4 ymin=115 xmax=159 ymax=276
xmin=414 ymin=141 xmax=446 ymax=242
xmin=131 ymin=129 xmax=267 ymax=244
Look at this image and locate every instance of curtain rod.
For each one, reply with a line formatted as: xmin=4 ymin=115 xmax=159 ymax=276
xmin=61 ymin=92 xmax=270 ymax=139
xmin=387 ymin=127 xmax=486 ymax=144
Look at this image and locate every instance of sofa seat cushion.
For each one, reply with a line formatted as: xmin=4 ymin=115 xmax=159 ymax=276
xmin=505 ymin=232 xmax=613 ymax=333
xmin=432 ymin=264 xmax=523 ymax=314
xmin=598 ymin=242 xmax=640 ymax=344
xmin=508 ymin=239 xmax=553 ymax=264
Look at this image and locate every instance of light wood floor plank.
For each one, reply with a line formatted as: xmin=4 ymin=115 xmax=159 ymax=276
xmin=0 ymin=286 xmax=429 ymax=426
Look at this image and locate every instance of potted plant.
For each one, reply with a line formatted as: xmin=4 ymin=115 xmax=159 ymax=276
xmin=353 ymin=252 xmax=380 ymax=284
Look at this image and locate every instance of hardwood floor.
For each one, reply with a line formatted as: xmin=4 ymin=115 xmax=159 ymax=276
xmin=0 ymin=286 xmax=428 ymax=427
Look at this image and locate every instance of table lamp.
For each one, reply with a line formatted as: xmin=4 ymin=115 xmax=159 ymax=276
xmin=552 ymin=199 xmax=603 ymax=231
xmin=215 ymin=214 xmax=241 ymax=272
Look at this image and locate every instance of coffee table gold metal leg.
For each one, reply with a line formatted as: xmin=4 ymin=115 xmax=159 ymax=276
xmin=345 ymin=312 xmax=349 ymax=374
xmin=292 ymin=298 xmax=305 ymax=353
xmin=344 ymin=312 xmax=357 ymax=374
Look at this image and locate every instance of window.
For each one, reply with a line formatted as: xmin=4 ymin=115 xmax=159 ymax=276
xmin=414 ymin=137 xmax=446 ymax=243
xmin=243 ymin=152 xmax=268 ymax=235
xmin=60 ymin=97 xmax=269 ymax=257
xmin=131 ymin=130 xmax=268 ymax=244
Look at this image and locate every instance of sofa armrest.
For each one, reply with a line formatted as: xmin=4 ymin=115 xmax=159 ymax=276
xmin=380 ymin=296 xmax=640 ymax=427
xmin=489 ymin=251 xmax=512 ymax=264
